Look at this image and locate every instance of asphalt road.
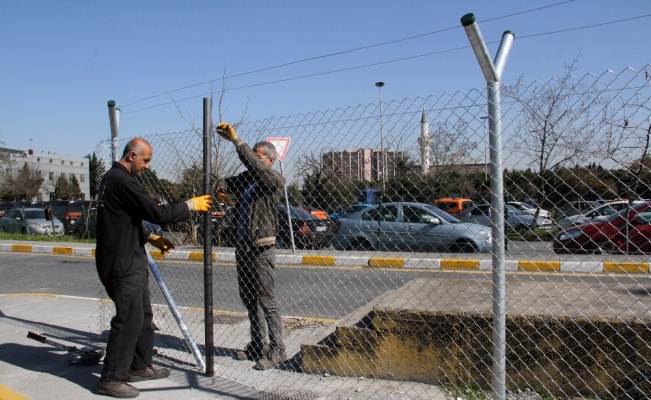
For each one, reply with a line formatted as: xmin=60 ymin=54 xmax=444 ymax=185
xmin=1 ymin=252 xmax=647 ymax=321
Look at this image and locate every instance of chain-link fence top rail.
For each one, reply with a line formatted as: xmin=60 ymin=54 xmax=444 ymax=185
xmin=95 ymin=65 xmax=651 ymax=399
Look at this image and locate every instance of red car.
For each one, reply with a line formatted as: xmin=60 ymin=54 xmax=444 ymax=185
xmin=553 ymin=201 xmax=651 ymax=254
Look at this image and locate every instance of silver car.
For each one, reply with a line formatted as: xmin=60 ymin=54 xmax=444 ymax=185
xmin=0 ymin=207 xmax=65 ymax=236
xmin=557 ymin=201 xmax=630 ymax=230
xmin=331 ymin=202 xmax=492 ymax=253
xmin=458 ymin=204 xmax=555 ymax=232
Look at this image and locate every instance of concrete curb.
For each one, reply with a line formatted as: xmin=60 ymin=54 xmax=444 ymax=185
xmin=1 ymin=242 xmax=650 ymax=274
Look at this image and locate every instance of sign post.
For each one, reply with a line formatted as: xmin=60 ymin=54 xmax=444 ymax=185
xmin=266 ymin=138 xmax=294 ymax=253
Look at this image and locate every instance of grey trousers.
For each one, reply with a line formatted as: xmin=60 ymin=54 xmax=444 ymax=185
xmin=235 ymin=242 xmax=284 ymax=351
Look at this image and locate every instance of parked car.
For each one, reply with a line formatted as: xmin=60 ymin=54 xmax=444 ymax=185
xmin=277 ymin=205 xmax=333 ymax=249
xmin=0 ymin=207 xmax=65 ymax=236
xmin=215 ymin=205 xmax=333 ymax=250
xmin=557 ymin=201 xmax=630 ymax=230
xmin=554 ymin=200 xmax=601 ymax=220
xmin=65 ymin=200 xmax=96 ymax=234
xmin=553 ymin=201 xmax=651 ymax=254
xmin=329 ymin=203 xmax=373 ymax=222
xmin=44 ymin=200 xmax=70 ymax=226
xmin=433 ymin=197 xmax=474 ymax=217
xmin=507 ymin=201 xmax=551 ymax=218
xmin=331 ymin=202 xmax=492 ymax=253
xmin=0 ymin=201 xmax=13 ymax=217
xmin=299 ymin=205 xmax=334 ymax=231
xmin=457 ymin=204 xmax=555 ymax=232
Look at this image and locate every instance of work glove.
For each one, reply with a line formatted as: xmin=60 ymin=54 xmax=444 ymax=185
xmin=216 ymin=122 xmax=243 ymax=145
xmin=186 ymin=194 xmax=213 ymax=212
xmin=148 ymin=234 xmax=175 ymax=254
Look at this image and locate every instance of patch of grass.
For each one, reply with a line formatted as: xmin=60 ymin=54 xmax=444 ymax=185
xmin=0 ymin=231 xmax=95 ymax=244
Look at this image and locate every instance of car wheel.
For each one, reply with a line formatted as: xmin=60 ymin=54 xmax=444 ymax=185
xmin=452 ymin=239 xmax=477 ymax=253
xmin=590 ymin=240 xmax=616 ymax=255
xmin=347 ymin=238 xmax=373 ymax=251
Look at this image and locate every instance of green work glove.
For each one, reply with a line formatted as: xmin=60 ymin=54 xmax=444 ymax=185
xmin=149 ymin=235 xmax=174 ymax=254
xmin=186 ymin=194 xmax=213 ymax=212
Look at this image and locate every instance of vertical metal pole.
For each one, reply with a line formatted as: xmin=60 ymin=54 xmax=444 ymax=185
xmin=280 ymin=161 xmax=296 ymax=253
xmin=375 ymin=82 xmax=386 ymax=193
xmin=488 ymin=82 xmax=506 ymax=400
xmin=462 ymin=13 xmax=514 ymax=400
xmin=203 ymin=98 xmax=214 ymax=376
xmin=107 ymin=100 xmax=120 ymax=162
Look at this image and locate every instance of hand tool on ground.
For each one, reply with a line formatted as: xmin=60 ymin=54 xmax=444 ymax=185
xmin=27 ymin=331 xmax=104 ymax=366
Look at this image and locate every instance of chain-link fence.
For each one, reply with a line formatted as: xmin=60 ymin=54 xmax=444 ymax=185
xmin=95 ymin=64 xmax=651 ymax=399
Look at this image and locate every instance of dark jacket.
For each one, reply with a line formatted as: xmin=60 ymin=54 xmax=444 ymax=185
xmin=224 ymin=143 xmax=285 ymax=246
xmin=95 ymin=162 xmax=190 ymax=272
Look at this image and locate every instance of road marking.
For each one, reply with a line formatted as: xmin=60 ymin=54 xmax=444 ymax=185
xmin=440 ymin=259 xmax=480 ymax=269
xmin=0 ymin=384 xmax=29 ymax=400
xmin=519 ymin=260 xmax=561 ymax=272
xmin=603 ymin=261 xmax=649 ymax=274
xmin=369 ymin=257 xmax=405 ymax=268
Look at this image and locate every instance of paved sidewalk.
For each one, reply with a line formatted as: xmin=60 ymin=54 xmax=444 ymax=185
xmin=0 ymin=294 xmax=447 ymax=400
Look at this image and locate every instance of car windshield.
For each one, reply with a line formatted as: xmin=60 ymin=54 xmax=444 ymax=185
xmin=421 ymin=204 xmax=460 ymax=223
xmin=602 ymin=202 xmax=644 ymax=222
xmin=25 ymin=210 xmax=45 ymax=219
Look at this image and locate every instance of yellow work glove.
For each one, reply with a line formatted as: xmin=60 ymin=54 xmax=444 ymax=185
xmin=149 ymin=235 xmax=174 ymax=254
xmin=216 ymin=122 xmax=243 ymax=145
xmin=186 ymin=194 xmax=213 ymax=212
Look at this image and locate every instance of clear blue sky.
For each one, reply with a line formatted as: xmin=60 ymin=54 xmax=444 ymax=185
xmin=1 ymin=0 xmax=650 ymax=157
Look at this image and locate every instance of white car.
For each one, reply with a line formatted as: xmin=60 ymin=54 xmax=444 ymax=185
xmin=507 ymin=201 xmax=551 ymax=218
xmin=0 ymin=207 xmax=65 ymax=236
xmin=557 ymin=201 xmax=631 ymax=230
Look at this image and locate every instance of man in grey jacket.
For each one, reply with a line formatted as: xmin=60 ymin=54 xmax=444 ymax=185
xmin=216 ymin=122 xmax=287 ymax=370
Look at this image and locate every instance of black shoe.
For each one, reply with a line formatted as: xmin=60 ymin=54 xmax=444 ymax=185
xmin=235 ymin=342 xmax=268 ymax=361
xmin=256 ymin=348 xmax=287 ymax=370
xmin=97 ymin=380 xmax=139 ymax=398
xmin=126 ymin=365 xmax=170 ymax=382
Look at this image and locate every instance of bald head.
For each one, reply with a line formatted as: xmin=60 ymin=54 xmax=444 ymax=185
xmin=119 ymin=138 xmax=153 ymax=177
xmin=121 ymin=138 xmax=152 ymax=159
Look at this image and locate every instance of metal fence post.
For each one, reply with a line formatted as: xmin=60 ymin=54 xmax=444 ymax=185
xmin=203 ymin=97 xmax=214 ymax=376
xmin=462 ymin=13 xmax=514 ymax=400
xmin=107 ymin=100 xmax=120 ymax=162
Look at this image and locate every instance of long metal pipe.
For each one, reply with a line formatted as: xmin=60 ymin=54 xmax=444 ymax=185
xmin=146 ymin=249 xmax=206 ymax=370
xmin=461 ymin=13 xmax=514 ymax=400
xmin=202 ymin=98 xmax=214 ymax=376
xmin=107 ymin=100 xmax=120 ymax=162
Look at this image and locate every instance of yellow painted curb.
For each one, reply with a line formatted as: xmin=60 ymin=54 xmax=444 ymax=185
xmin=0 ymin=383 xmax=29 ymax=400
xmin=440 ymin=259 xmax=480 ymax=270
xmin=11 ymin=244 xmax=32 ymax=253
xmin=369 ymin=258 xmax=405 ymax=268
xmin=149 ymin=250 xmax=166 ymax=259
xmin=52 ymin=247 xmax=73 ymax=255
xmin=302 ymin=255 xmax=336 ymax=265
xmin=519 ymin=260 xmax=561 ymax=272
xmin=189 ymin=251 xmax=216 ymax=261
xmin=603 ymin=262 xmax=649 ymax=274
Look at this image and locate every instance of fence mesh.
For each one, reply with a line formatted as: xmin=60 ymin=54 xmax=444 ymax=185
xmin=95 ymin=64 xmax=651 ymax=399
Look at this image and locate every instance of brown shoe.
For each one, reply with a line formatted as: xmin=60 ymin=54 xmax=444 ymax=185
xmin=127 ymin=365 xmax=170 ymax=382
xmin=234 ymin=342 xmax=268 ymax=361
xmin=97 ymin=380 xmax=139 ymax=398
xmin=256 ymin=348 xmax=287 ymax=370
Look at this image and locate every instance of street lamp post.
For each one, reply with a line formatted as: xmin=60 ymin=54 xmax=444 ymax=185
xmin=375 ymin=82 xmax=385 ymax=193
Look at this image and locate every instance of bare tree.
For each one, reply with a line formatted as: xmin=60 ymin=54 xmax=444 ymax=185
xmin=504 ymin=56 xmax=602 ymax=210
xmin=429 ymin=121 xmax=476 ymax=168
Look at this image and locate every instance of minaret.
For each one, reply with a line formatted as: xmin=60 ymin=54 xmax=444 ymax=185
xmin=417 ymin=108 xmax=431 ymax=175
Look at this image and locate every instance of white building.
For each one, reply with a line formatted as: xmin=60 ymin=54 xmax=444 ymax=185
xmin=0 ymin=147 xmax=90 ymax=201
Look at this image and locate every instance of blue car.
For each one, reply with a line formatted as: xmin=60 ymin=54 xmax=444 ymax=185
xmin=331 ymin=202 xmax=492 ymax=253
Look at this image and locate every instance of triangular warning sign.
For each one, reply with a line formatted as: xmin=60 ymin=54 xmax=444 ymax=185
xmin=266 ymin=137 xmax=291 ymax=161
